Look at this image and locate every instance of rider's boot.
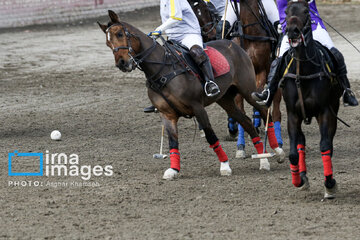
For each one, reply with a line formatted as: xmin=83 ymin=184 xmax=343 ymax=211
xmin=330 ymin=47 xmax=358 ymax=107
xmin=251 ymin=57 xmax=282 ymax=107
xmin=144 ymin=105 xmax=156 ymax=113
xmin=216 ymin=20 xmax=231 ymax=40
xmin=190 ymin=45 xmax=220 ymax=97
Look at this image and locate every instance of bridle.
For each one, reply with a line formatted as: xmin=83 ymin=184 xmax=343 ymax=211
xmin=191 ymin=1 xmax=217 ymax=37
xmin=106 ymin=22 xmax=157 ymax=70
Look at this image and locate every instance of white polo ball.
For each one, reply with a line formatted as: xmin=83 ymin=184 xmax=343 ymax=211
xmin=51 ymin=130 xmax=61 ymax=141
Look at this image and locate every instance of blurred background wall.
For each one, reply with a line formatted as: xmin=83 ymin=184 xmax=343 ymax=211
xmin=0 ymin=0 xmax=158 ymax=28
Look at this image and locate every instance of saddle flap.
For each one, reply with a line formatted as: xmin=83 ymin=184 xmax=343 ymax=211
xmin=165 ymin=40 xmax=230 ymax=78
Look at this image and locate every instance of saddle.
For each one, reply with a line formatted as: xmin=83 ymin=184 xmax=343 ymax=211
xmin=166 ymin=40 xmax=230 ymax=79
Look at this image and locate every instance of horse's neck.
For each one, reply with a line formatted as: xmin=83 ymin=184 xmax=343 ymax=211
xmin=131 ymin=29 xmax=166 ymax=79
xmin=297 ymin=31 xmax=316 ymax=61
xmin=240 ymin=0 xmax=263 ymax=34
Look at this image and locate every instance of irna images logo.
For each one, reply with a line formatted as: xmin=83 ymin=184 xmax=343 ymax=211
xmin=8 ymin=150 xmax=113 ymax=180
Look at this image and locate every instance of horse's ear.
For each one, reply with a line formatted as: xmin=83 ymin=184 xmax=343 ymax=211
xmin=97 ymin=21 xmax=107 ymax=33
xmin=108 ymin=10 xmax=120 ymax=23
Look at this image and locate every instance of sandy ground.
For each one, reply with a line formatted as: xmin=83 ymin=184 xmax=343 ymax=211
xmin=1 ymin=4 xmax=360 ymax=240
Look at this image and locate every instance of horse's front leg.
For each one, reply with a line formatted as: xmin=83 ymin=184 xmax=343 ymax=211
xmin=194 ymin=105 xmax=232 ymax=176
xmin=317 ymin=109 xmax=338 ymax=199
xmin=287 ymin=112 xmax=307 ymax=188
xmin=162 ymin=114 xmax=180 ymax=180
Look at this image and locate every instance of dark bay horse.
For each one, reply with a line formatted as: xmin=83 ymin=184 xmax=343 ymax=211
xmin=189 ymin=0 xmax=284 ymax=159
xmin=187 ymin=0 xmax=218 ymax=42
xmin=230 ymin=0 xmax=284 ymax=157
xmin=98 ymin=10 xmax=284 ymax=179
xmin=282 ymin=0 xmax=341 ymax=198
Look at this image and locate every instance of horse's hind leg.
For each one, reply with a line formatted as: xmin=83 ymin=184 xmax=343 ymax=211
xmin=241 ymin=91 xmax=285 ymax=162
xmin=217 ymin=96 xmax=271 ymax=171
xmin=193 ymin=105 xmax=232 ymax=176
xmin=161 ymin=115 xmax=181 ymax=180
xmin=317 ymin=109 xmax=338 ymax=199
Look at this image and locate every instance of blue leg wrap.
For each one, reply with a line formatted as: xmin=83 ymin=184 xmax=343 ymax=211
xmin=274 ymin=121 xmax=283 ymax=147
xmin=228 ymin=117 xmax=238 ymax=135
xmin=253 ymin=110 xmax=261 ymax=128
xmin=237 ymin=123 xmax=245 ymax=149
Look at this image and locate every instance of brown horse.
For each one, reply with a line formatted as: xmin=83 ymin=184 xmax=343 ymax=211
xmin=231 ymin=0 xmax=284 ymax=155
xmin=98 ymin=10 xmax=284 ymax=179
xmin=187 ymin=0 xmax=218 ymax=42
xmin=190 ymin=0 xmax=284 ymax=159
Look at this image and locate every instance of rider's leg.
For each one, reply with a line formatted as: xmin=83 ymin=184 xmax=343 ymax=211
xmin=312 ymin=24 xmax=358 ymax=106
xmin=251 ymin=35 xmax=289 ymax=106
xmin=261 ymin=0 xmax=279 ymax=25
xmin=182 ymin=34 xmax=220 ymax=97
xmin=216 ymin=1 xmax=239 ymax=40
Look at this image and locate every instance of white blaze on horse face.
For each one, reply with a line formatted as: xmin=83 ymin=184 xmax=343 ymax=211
xmin=106 ymin=30 xmax=115 ymax=50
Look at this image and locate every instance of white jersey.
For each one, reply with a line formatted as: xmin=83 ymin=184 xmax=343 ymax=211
xmin=160 ymin=0 xmax=201 ymax=42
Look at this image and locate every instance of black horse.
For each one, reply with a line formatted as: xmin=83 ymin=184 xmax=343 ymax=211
xmin=281 ymin=0 xmax=342 ymax=198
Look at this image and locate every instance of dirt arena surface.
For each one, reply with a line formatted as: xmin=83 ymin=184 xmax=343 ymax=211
xmin=1 ymin=4 xmax=360 ymax=239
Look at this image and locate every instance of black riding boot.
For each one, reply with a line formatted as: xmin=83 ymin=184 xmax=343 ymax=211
xmin=251 ymin=57 xmax=282 ymax=107
xmin=216 ymin=20 xmax=231 ymax=40
xmin=190 ymin=45 xmax=220 ymax=97
xmin=330 ymin=47 xmax=358 ymax=107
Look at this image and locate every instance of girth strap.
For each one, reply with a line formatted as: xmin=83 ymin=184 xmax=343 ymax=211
xmin=147 ymin=69 xmax=187 ymax=90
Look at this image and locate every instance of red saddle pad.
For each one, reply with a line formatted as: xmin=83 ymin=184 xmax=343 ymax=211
xmin=205 ymin=46 xmax=230 ymax=78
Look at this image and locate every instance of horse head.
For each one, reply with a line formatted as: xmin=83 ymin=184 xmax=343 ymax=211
xmin=187 ymin=0 xmax=217 ymax=41
xmin=98 ymin=10 xmax=141 ymax=72
xmin=285 ymin=0 xmax=311 ymax=48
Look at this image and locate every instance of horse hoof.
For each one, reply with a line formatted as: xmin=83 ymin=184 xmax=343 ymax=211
xmin=274 ymin=147 xmax=285 ymax=163
xmin=163 ymin=168 xmax=178 ymax=180
xmin=324 ymin=182 xmax=338 ymax=199
xmin=199 ymin=130 xmax=206 ymax=138
xmin=259 ymin=158 xmax=270 ymax=171
xmin=220 ymin=161 xmax=232 ymax=176
xmin=298 ymin=176 xmax=310 ymax=191
xmin=235 ymin=149 xmax=246 ymax=159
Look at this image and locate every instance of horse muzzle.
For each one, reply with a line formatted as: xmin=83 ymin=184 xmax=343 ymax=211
xmin=287 ymin=28 xmax=304 ymax=48
xmin=116 ymin=59 xmax=135 ymax=72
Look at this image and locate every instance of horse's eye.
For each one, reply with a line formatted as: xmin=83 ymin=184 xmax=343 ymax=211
xmin=117 ymin=32 xmax=123 ymax=38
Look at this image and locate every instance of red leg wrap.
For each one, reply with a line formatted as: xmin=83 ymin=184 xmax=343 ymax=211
xmin=290 ymin=164 xmax=301 ymax=187
xmin=297 ymin=144 xmax=306 ymax=174
xmin=170 ymin=149 xmax=180 ymax=171
xmin=321 ymin=150 xmax=333 ymax=177
xmin=267 ymin=122 xmax=279 ymax=149
xmin=252 ymin=137 xmax=265 ymax=154
xmin=210 ymin=140 xmax=228 ymax=162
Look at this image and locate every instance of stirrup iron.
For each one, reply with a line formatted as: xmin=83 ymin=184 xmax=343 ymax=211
xmin=205 ymin=81 xmax=220 ymax=97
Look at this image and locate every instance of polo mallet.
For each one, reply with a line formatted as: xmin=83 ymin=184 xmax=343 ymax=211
xmin=251 ymin=107 xmax=276 ymax=159
xmin=153 ymin=125 xmax=168 ymax=159
xmin=221 ymin=0 xmax=229 ymax=39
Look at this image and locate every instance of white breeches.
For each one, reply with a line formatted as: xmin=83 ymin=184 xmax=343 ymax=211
xmin=180 ymin=34 xmax=204 ymax=50
xmin=221 ymin=0 xmax=279 ymax=26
